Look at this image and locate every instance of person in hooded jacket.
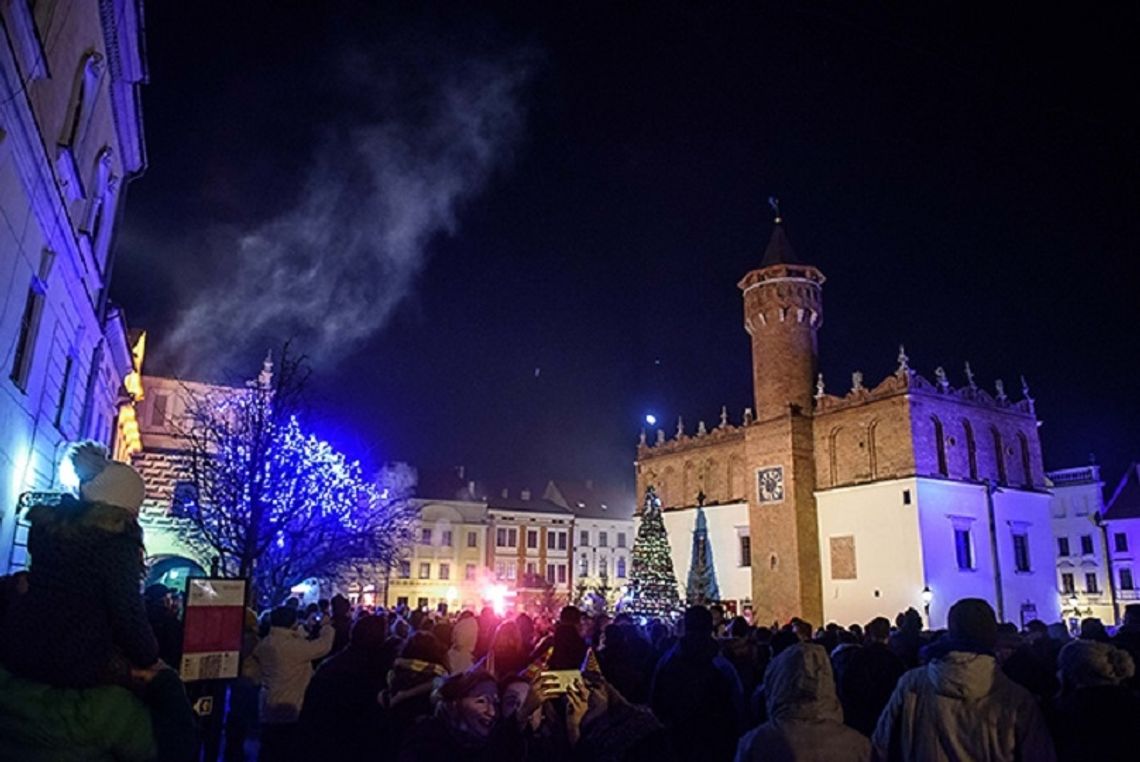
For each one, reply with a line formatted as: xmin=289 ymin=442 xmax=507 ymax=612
xmin=735 ymin=642 xmax=870 ymax=762
xmin=448 ymin=613 xmax=478 ymax=673
xmin=380 ymin=630 xmax=450 ymax=749
xmin=650 ymin=605 xmax=744 ymax=762
xmin=1045 ymin=638 xmax=1139 ymax=762
xmin=871 ymin=598 xmax=1055 ymax=762
xmin=835 ymin=617 xmax=904 ymax=738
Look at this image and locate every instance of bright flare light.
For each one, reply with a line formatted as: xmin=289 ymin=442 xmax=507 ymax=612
xmin=645 ymin=414 xmax=657 ymax=426
xmin=483 ymin=583 xmax=514 ymax=616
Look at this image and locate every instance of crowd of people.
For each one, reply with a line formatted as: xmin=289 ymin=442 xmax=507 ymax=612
xmin=1 ymin=443 xmax=1140 ymax=761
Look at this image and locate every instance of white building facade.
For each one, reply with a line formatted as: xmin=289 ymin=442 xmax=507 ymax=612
xmin=1047 ymin=465 xmax=1115 ymax=626
xmin=544 ymin=481 xmax=636 ymax=597
xmin=1104 ymin=463 xmax=1140 ymax=623
xmin=0 ymin=0 xmax=147 ymax=571
xmin=661 ymin=501 xmax=752 ymax=615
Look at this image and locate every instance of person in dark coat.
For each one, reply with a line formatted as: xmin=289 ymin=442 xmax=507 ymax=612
xmin=144 ymin=584 xmax=184 ymax=670
xmin=0 ymin=443 xmax=158 ymax=688
xmin=397 ymin=670 xmax=522 ymax=762
xmin=1112 ymin=603 xmax=1140 ymax=690
xmin=888 ymin=608 xmax=923 ymax=669
xmin=650 ymin=606 xmax=744 ymax=762
xmin=835 ymin=616 xmax=905 ymax=737
xmin=327 ymin=594 xmax=352 ymax=655
xmin=298 ymin=614 xmax=389 ymax=756
xmin=380 ymin=631 xmax=449 ymax=749
xmin=1046 ymin=639 xmax=1139 ymax=762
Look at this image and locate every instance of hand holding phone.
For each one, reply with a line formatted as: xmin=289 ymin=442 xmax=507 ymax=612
xmin=539 ymin=669 xmax=582 ymax=694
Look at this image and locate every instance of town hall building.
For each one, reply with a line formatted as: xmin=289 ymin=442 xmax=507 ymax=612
xmin=636 ymin=216 xmax=1059 ymax=628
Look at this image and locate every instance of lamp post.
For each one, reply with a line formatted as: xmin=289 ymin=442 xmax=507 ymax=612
xmin=921 ymin=585 xmax=933 ymax=626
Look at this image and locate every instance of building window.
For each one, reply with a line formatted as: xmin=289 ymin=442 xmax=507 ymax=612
xmin=526 ymin=561 xmax=536 ymax=577
xmin=398 ymin=561 xmax=411 ymax=579
xmin=1057 ymin=537 xmax=1070 ymax=557
xmin=600 ymin=557 xmax=608 ymax=578
xmin=496 ymin=528 xmax=517 ymax=548
xmin=579 ymin=554 xmax=589 ymax=577
xmin=599 ymin=531 xmax=608 ymax=548
xmin=1115 ymin=533 xmax=1129 ymax=553
xmin=740 ymin=535 xmax=752 ymax=567
xmin=963 ymin=420 xmax=978 ymax=480
xmin=505 ymin=563 xmax=516 ymax=580
xmin=1080 ymin=535 xmax=1094 ymax=555
xmin=418 ymin=563 xmax=431 ymax=579
xmin=10 ymin=285 xmax=45 ymax=391
xmin=1018 ymin=433 xmax=1032 ymax=487
xmin=54 ymin=354 xmax=74 ymax=429
xmin=467 ymin=531 xmax=478 ymax=548
xmin=902 ymin=489 xmax=912 ymax=505
xmin=955 ymin=528 xmax=974 ymax=571
xmin=617 ymin=532 xmax=627 ymax=548
xmin=396 ymin=596 xmax=409 ymax=607
xmin=439 ymin=563 xmax=450 ymax=580
xmin=557 ymin=564 xmax=567 ymax=584
xmin=992 ymin=428 xmax=1007 ymax=485
xmin=441 ymin=530 xmax=453 ymax=547
xmin=151 ymin=394 xmax=168 ymax=427
xmin=558 ymin=531 xmax=567 ymax=550
xmin=932 ymin=416 xmax=948 ymax=476
xmin=1012 ymin=532 xmax=1030 ymax=572
xmin=1061 ymin=572 xmax=1075 ymax=594
xmin=527 ymin=530 xmax=538 ymax=549
xmin=580 ymin=530 xmax=589 ymax=546
xmin=546 ymin=564 xmax=556 ymax=584
xmin=616 ymin=558 xmax=626 ymax=578
xmin=420 ymin=528 xmax=433 ymax=545
xmin=1120 ymin=568 xmax=1135 ymax=591
xmin=465 ymin=563 xmax=476 ymax=581
xmin=417 ymin=597 xmax=429 ymax=610
xmin=1085 ymin=573 xmax=1099 ymax=594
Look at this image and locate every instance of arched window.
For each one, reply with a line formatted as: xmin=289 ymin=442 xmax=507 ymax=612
xmin=616 ymin=558 xmax=627 ymax=578
xmin=963 ymin=419 xmax=978 ymax=480
xmin=1018 ymin=432 xmax=1032 ymax=487
xmin=867 ymin=419 xmax=880 ymax=478
xmin=932 ymin=416 xmax=948 ymax=476
xmin=992 ymin=427 xmax=1007 ymax=485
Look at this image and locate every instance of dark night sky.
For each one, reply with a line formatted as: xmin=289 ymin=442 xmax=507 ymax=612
xmin=114 ymin=2 xmax=1139 ymax=500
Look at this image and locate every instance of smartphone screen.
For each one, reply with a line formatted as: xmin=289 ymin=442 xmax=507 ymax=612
xmin=540 ymin=669 xmax=582 ymax=693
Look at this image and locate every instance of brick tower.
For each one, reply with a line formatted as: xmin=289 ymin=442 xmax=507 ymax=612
xmin=737 ymin=214 xmax=825 ymax=624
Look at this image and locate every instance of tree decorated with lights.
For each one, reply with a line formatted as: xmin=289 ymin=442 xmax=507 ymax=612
xmin=177 ymin=347 xmax=416 ymax=606
xmin=624 ymin=486 xmax=681 ymax=617
xmin=685 ymin=493 xmax=720 ymax=606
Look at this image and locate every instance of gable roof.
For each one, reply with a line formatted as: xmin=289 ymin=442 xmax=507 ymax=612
xmin=544 ymin=480 xmax=635 ymax=520
xmin=486 ymin=491 xmax=573 ymax=516
xmin=1104 ymin=463 xmax=1140 ymax=521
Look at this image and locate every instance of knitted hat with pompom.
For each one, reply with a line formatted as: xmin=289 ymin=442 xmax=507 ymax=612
xmin=68 ymin=441 xmax=145 ymax=515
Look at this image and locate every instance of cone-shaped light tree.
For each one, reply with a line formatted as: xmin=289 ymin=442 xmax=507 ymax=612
xmin=686 ymin=493 xmax=721 ymax=606
xmin=624 ymin=486 xmax=681 ymax=617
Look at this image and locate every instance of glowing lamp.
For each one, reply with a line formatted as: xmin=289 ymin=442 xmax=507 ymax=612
xmin=645 ymin=414 xmax=657 ymax=426
xmin=290 ymin=582 xmax=312 ymax=595
xmin=920 ymin=586 xmax=933 ymax=606
xmin=1068 ymin=594 xmax=1079 ymax=608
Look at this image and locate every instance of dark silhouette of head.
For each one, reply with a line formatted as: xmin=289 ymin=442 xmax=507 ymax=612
xmin=947 ymin=598 xmax=998 ymax=649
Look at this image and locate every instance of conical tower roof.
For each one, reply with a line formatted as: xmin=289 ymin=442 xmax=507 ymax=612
xmin=760 ymin=221 xmax=799 ymax=267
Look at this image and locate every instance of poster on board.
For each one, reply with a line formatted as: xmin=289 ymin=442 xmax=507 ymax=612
xmin=180 ymin=577 xmax=247 ymax=682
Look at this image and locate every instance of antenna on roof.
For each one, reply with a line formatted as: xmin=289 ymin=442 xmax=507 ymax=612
xmin=768 ymin=196 xmax=782 ymax=224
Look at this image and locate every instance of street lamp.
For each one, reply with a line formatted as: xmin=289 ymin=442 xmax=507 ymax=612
xmin=921 ymin=586 xmax=933 ymax=625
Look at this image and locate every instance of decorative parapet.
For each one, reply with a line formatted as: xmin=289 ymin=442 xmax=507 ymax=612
xmin=1046 ymin=465 xmax=1102 ymax=486
xmin=637 ymin=407 xmax=747 ymax=457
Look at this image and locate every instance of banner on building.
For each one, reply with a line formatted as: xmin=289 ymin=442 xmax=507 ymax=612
xmin=180 ymin=577 xmax=247 ymax=682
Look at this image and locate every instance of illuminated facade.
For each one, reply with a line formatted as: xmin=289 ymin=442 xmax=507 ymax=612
xmin=486 ymin=490 xmax=575 ymax=609
xmin=388 ymin=498 xmax=489 ymax=611
xmin=1047 ymin=465 xmax=1115 ymax=625
xmin=636 ymin=218 xmax=1060 ymax=627
xmin=544 ymin=481 xmax=635 ymax=599
xmin=0 ymin=0 xmax=147 ymax=571
xmin=1103 ymin=464 xmax=1140 ymax=622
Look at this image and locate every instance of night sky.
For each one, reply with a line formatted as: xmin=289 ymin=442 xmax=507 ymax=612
xmin=114 ymin=2 xmax=1139 ymax=500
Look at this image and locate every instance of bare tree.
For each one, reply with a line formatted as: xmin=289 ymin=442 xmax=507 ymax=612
xmin=175 ymin=347 xmax=415 ymax=606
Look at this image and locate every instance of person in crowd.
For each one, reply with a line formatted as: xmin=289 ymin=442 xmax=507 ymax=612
xmin=297 ymin=614 xmax=389 ymax=757
xmin=872 ymin=598 xmax=1055 ymax=762
xmin=721 ymin=616 xmax=764 ymax=698
xmin=750 ymin=627 xmax=800 ymax=725
xmin=224 ymin=608 xmax=262 ymax=762
xmin=1112 ymin=603 xmax=1140 ymax=689
xmin=398 ymin=669 xmax=522 ymax=761
xmin=0 ymin=571 xmax=28 ymax=624
xmin=564 ymin=652 xmax=672 ymax=762
xmin=836 ymin=616 xmax=904 ymax=737
xmin=651 ymin=605 xmax=744 ymax=762
xmin=735 ymin=642 xmax=871 ymax=762
xmin=888 ymin=608 xmax=924 ymax=669
xmin=517 ymin=611 xmax=536 ymax=653
xmin=1078 ymin=617 xmax=1110 ymax=642
xmin=249 ymin=604 xmax=335 ymax=761
xmin=144 ymin=584 xmax=184 ymax=669
xmin=487 ymin=619 xmax=528 ymax=679
xmin=475 ymin=606 xmax=500 ymax=658
xmin=0 ymin=659 xmax=197 ymax=761
xmin=0 ymin=442 xmax=159 ymax=689
xmin=380 ymin=630 xmax=450 ymax=749
xmin=1046 ymin=638 xmax=1138 ymax=761
xmin=327 ymin=593 xmax=352 ymax=654
xmin=598 ymin=623 xmax=651 ymax=704
xmin=548 ymin=607 xmax=589 ymax=670
xmin=449 ymin=612 xmax=479 ymax=673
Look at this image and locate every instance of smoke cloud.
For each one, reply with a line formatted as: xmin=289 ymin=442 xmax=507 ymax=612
xmin=158 ymin=48 xmax=532 ymax=377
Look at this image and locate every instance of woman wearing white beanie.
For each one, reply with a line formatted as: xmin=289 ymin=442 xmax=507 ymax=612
xmin=0 ymin=441 xmax=160 ymax=689
xmin=1047 ymin=638 xmax=1140 ymax=761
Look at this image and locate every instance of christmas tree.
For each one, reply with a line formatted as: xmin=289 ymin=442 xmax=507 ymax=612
xmin=624 ymin=486 xmax=681 ymax=618
xmin=685 ymin=495 xmax=720 ymax=606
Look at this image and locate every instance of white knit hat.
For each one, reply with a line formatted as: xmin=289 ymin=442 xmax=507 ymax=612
xmin=68 ymin=441 xmax=146 ymax=515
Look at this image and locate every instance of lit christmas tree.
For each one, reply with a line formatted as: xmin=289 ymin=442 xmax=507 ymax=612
xmin=624 ymin=486 xmax=681 ymax=618
xmin=685 ymin=493 xmax=720 ymax=606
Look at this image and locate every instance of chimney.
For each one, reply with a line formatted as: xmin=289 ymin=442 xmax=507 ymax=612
xmin=501 ymin=488 xmax=509 ymax=499
xmin=467 ymin=480 xmax=476 ymax=497
xmin=521 ymin=489 xmax=531 ymax=501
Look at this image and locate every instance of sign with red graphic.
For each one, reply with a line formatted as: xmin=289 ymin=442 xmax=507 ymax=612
xmin=180 ymin=578 xmax=247 ymax=682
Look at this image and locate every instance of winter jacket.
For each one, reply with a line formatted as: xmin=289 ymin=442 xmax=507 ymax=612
xmin=871 ymin=651 xmax=1056 ymax=762
xmin=650 ymin=634 xmax=745 ymax=762
xmin=0 ymin=663 xmax=196 ymax=762
xmin=397 ymin=713 xmax=524 ymax=762
xmin=448 ymin=617 xmax=478 ymax=673
xmin=574 ymin=698 xmax=673 ymax=762
xmin=836 ymin=642 xmax=905 ymax=738
xmin=297 ymin=643 xmax=390 ymax=757
xmin=250 ymin=622 xmax=334 ymax=724
xmin=0 ymin=498 xmax=158 ymax=688
xmin=736 ymin=643 xmax=870 ymax=762
xmin=1046 ymin=685 xmax=1140 ymax=762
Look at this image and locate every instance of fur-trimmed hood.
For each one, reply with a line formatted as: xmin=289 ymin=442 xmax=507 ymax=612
xmin=25 ymin=496 xmax=143 ymax=542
